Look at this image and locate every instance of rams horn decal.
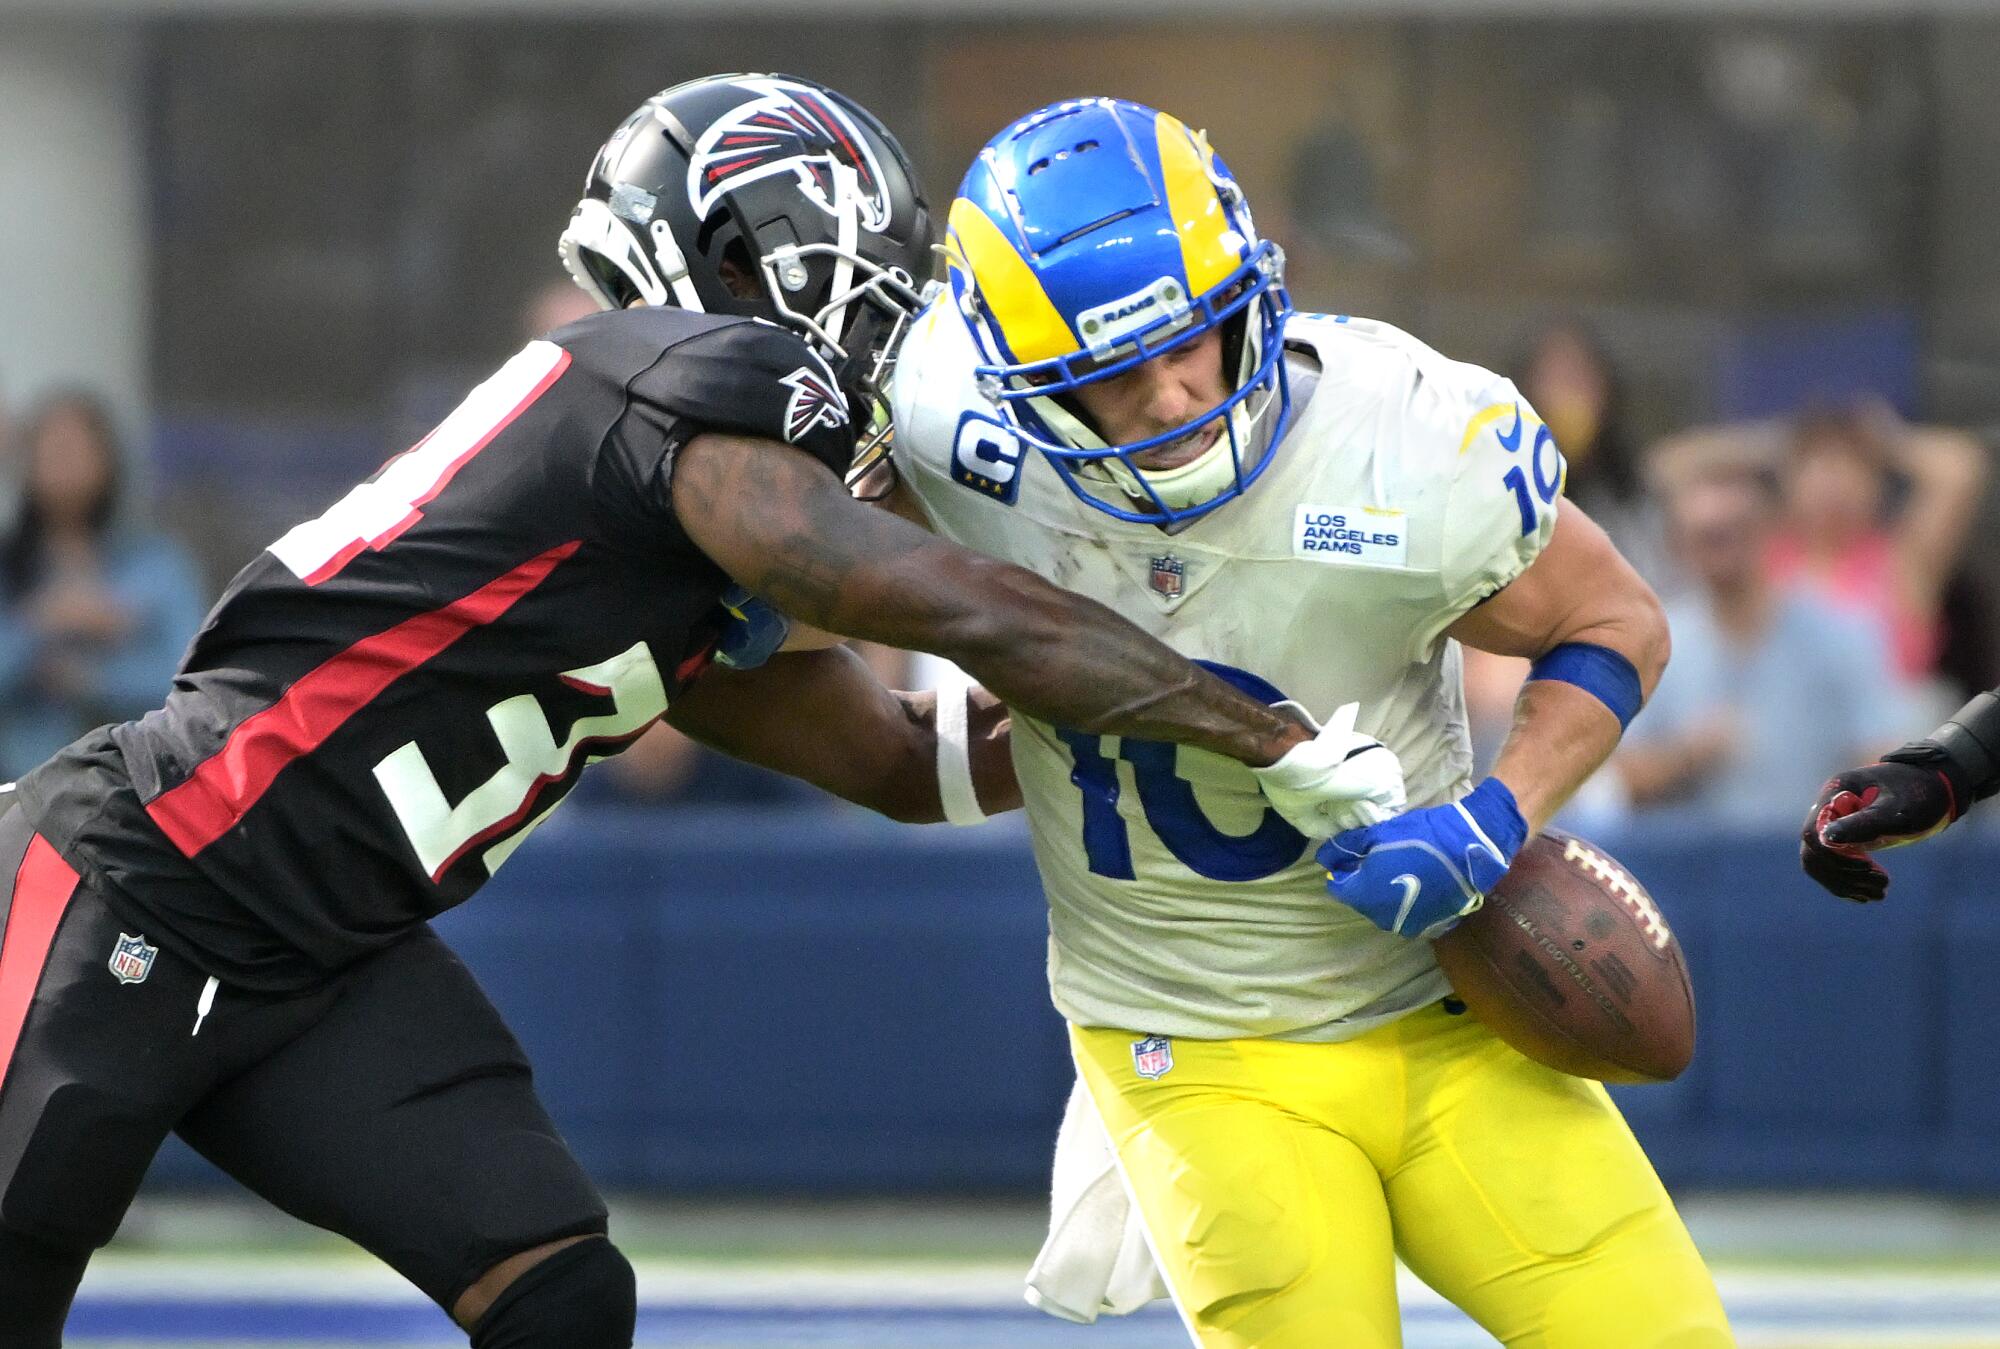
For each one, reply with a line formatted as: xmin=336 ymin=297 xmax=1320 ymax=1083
xmin=686 ymin=78 xmax=891 ymax=232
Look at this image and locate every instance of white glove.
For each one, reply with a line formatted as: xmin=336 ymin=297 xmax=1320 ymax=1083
xmin=1250 ymin=701 xmax=1406 ymax=839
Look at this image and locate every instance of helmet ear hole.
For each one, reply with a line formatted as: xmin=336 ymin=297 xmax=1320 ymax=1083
xmin=716 ymin=239 xmax=764 ymax=302
xmin=585 ymin=252 xmax=642 ymax=311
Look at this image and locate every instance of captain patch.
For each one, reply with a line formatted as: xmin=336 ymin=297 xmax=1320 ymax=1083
xmin=949 ymin=413 xmax=1026 ymax=505
xmin=1293 ymin=504 xmax=1408 ymax=569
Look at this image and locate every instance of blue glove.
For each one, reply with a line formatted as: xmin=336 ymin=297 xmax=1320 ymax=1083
xmin=1317 ymin=777 xmax=1528 ymax=938
xmin=714 ymin=585 xmax=791 ymax=670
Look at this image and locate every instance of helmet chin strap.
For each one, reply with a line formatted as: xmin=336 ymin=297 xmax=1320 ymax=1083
xmin=1085 ymin=390 xmax=1280 ymax=513
xmin=821 ymin=164 xmax=861 ymax=347
xmin=1037 ymin=306 xmax=1276 ymax=515
xmin=1109 ymin=429 xmax=1246 ymax=510
xmin=755 ymin=166 xmax=924 ymax=387
xmin=647 ymin=220 xmax=705 ymax=311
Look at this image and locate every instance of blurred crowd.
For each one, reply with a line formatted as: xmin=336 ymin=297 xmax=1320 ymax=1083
xmin=1466 ymin=318 xmax=1992 ymax=833
xmin=0 ymin=388 xmax=205 ymax=780
xmin=1 ymin=305 xmax=1990 ymax=832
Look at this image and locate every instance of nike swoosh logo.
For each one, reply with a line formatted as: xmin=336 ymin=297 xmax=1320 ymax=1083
xmin=1495 ymin=406 xmax=1524 ymax=454
xmin=1391 ymin=873 xmax=1423 ymax=933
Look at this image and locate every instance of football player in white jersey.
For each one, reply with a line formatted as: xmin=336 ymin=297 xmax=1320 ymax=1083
xmin=880 ymin=99 xmax=1733 ymax=1348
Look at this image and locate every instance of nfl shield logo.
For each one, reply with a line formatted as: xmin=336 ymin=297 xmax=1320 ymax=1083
xmin=109 ymin=933 xmax=156 ymax=985
xmin=1131 ymin=1035 xmax=1174 ymax=1080
xmin=1149 ymin=555 xmax=1184 ymax=599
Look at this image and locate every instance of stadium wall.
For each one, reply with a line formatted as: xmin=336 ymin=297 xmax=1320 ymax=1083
xmin=143 ymin=809 xmax=2000 ymax=1196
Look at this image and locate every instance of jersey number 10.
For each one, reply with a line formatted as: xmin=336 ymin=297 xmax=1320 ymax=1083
xmin=1055 ymin=662 xmax=1311 ymax=883
xmin=1500 ymin=415 xmax=1564 ymax=538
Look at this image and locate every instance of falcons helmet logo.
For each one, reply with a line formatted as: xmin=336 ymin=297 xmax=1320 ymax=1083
xmin=780 ymin=362 xmax=850 ymax=443
xmin=685 ymin=78 xmax=892 ymax=232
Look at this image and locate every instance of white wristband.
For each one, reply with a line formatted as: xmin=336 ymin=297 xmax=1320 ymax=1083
xmin=935 ymin=669 xmax=988 ymax=827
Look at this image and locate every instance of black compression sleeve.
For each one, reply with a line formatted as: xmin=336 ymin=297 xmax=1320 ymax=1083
xmin=1884 ymin=689 xmax=2000 ymax=809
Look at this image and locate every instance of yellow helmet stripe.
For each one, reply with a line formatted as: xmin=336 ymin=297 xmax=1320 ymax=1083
xmin=946 ymin=197 xmax=1076 ymax=365
xmin=1155 ymin=115 xmax=1241 ymax=298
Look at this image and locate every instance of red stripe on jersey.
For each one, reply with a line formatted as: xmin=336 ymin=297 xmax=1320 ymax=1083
xmin=675 ymin=640 xmax=716 ymax=686
xmin=0 ymin=835 xmax=81 ymax=1091
xmin=147 ymin=540 xmax=583 ymax=858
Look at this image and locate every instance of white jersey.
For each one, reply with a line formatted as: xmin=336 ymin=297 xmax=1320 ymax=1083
xmin=891 ymin=307 xmax=1562 ymax=1042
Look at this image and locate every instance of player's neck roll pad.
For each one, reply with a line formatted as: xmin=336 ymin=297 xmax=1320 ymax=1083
xmin=469 ymin=1236 xmax=636 ymax=1349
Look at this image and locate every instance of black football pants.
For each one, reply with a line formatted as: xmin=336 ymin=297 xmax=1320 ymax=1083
xmin=0 ymin=803 xmax=608 ymax=1345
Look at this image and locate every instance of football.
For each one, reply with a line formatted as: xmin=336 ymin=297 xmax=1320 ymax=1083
xmin=1431 ymin=829 xmax=1695 ymax=1084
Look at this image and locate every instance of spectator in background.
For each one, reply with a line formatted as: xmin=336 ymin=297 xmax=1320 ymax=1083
xmin=0 ymin=392 xmax=206 ymax=778
xmin=1769 ymin=404 xmax=1987 ymax=698
xmin=384 ymin=280 xmax=607 ymax=457
xmin=1463 ymin=319 xmax=1663 ymax=786
xmin=1614 ymin=466 xmax=1908 ymax=825
xmin=1517 ymin=317 xmax=1671 ymax=587
xmin=1653 ymin=403 xmax=1990 ymax=710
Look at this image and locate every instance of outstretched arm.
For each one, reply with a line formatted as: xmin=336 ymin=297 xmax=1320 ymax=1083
xmin=1886 ymin=419 xmax=1988 ymax=618
xmin=671 ymin=432 xmax=1306 ymax=766
xmin=664 ymin=645 xmax=1017 ymax=823
xmin=1801 ymin=689 xmax=2000 ymax=901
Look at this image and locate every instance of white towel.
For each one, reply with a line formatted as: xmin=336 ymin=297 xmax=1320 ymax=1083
xmin=1024 ymin=1075 xmax=1170 ymax=1323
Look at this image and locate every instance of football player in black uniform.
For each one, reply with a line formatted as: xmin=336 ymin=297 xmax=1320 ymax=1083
xmin=1802 ymin=689 xmax=2000 ymax=900
xmin=0 ymin=75 xmax=1388 ymax=1347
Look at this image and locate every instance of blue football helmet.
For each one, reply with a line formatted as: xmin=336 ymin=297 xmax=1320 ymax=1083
xmin=944 ymin=99 xmax=1293 ymax=525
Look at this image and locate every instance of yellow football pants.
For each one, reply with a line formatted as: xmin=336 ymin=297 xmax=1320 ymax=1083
xmin=1072 ymin=1004 xmax=1734 ymax=1349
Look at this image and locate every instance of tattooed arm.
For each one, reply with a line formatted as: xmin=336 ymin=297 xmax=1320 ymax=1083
xmin=664 ymin=645 xmax=1018 ymax=822
xmin=671 ymin=432 xmax=1307 ymax=766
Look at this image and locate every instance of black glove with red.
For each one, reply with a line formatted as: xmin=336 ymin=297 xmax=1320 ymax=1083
xmin=1801 ymin=692 xmax=2000 ymax=902
xmin=1800 ymin=757 xmax=1959 ymax=902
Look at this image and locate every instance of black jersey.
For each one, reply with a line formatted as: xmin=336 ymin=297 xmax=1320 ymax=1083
xmin=17 ymin=306 xmax=854 ymax=990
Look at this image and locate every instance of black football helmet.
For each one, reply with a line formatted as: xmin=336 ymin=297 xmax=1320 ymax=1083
xmin=559 ymin=73 xmax=933 ymax=402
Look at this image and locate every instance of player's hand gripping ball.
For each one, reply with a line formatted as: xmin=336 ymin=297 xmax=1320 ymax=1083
xmin=1249 ymin=701 xmax=1407 ymax=839
xmin=1318 ymin=777 xmax=1527 ymax=939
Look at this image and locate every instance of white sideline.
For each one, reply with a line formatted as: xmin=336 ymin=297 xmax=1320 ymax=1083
xmin=76 ymin=1252 xmax=2000 ymax=1310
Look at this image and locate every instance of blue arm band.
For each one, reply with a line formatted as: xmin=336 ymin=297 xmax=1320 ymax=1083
xmin=1526 ymin=642 xmax=1644 ymax=730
